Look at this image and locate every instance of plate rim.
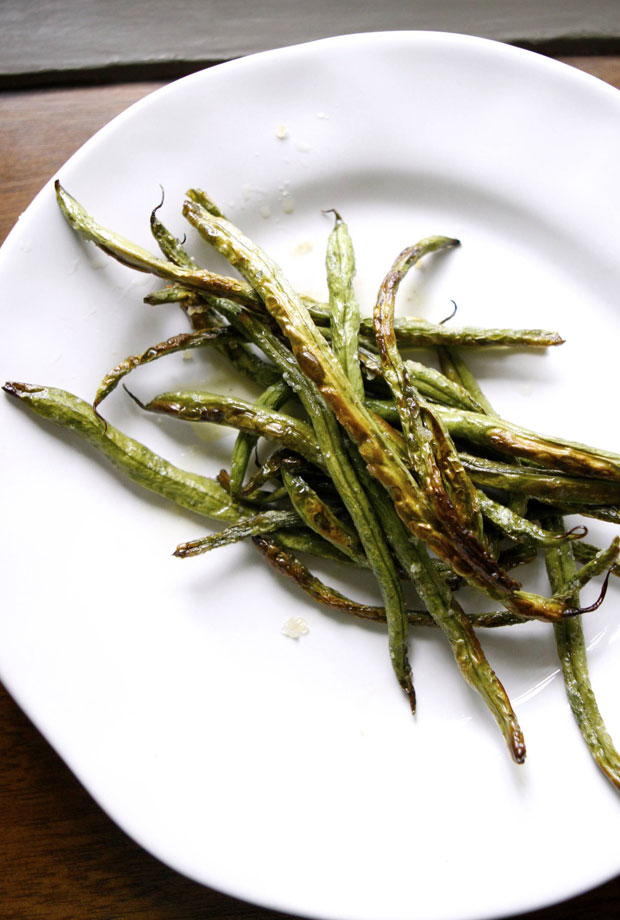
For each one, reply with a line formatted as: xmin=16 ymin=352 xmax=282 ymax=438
xmin=2 ymin=29 xmax=620 ymax=920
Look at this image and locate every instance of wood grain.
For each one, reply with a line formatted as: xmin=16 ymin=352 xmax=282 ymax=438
xmin=2 ymin=55 xmax=620 ymax=920
xmin=0 ymin=82 xmax=163 ymax=246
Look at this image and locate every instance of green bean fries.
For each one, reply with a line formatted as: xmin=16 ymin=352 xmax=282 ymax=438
xmin=5 ymin=180 xmax=620 ymax=782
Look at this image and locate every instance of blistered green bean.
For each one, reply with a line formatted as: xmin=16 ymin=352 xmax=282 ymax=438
xmin=14 ymin=181 xmax=617 ymax=778
xmin=56 ymin=181 xmax=262 ymax=309
xmin=93 ymin=327 xmax=235 ymax=412
xmin=545 ymin=516 xmax=620 ymax=789
xmin=3 ymin=382 xmax=244 ymax=521
xmin=281 ymin=464 xmax=366 ymax=566
xmin=325 ymin=211 xmax=365 ymax=401
xmin=184 ymin=199 xmax=575 ymax=621
xmin=253 ymin=535 xmax=527 ymax=629
xmin=175 ymin=509 xmax=300 ymax=557
xmin=346 ymin=445 xmax=526 ymax=762
xmin=181 ymin=237 xmax=415 ymax=709
xmin=138 ymin=388 xmax=324 ymax=470
xmin=229 ymin=380 xmax=292 ymax=497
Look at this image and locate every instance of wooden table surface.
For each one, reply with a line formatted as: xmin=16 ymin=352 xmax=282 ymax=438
xmin=1 ymin=54 xmax=620 ymax=920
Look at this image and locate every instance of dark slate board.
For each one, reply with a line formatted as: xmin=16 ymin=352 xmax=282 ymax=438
xmin=2 ymin=0 xmax=620 ymax=87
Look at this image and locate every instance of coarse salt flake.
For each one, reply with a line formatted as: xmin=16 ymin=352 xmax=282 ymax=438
xmin=281 ymin=616 xmax=309 ymax=639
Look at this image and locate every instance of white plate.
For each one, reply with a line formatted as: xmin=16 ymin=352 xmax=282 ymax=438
xmin=1 ymin=31 xmax=620 ymax=920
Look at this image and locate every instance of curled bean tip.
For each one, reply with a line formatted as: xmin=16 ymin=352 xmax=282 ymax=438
xmin=564 ymin=524 xmax=588 ymax=541
xmin=150 ymin=185 xmax=166 ymax=223
xmin=122 ymin=384 xmax=146 ymax=410
xmin=321 ymin=207 xmax=343 ymax=226
xmin=564 ymin=569 xmax=613 ymax=618
xmin=92 ymin=402 xmax=108 ymax=432
xmin=439 ymin=300 xmax=458 ymax=325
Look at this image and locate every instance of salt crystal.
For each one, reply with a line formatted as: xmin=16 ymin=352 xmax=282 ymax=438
xmin=281 ymin=616 xmax=309 ymax=639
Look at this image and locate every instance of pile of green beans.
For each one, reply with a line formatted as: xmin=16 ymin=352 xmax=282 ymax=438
xmin=4 ymin=180 xmax=620 ymax=783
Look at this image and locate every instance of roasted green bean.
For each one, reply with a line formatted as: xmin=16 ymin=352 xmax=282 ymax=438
xmin=253 ymin=535 xmax=527 ymax=629
xmin=281 ymin=464 xmax=366 ymax=565
xmin=175 ymin=509 xmax=301 ymax=557
xmin=3 ymin=382 xmax=244 ymax=521
xmin=93 ymin=327 xmax=236 ymax=412
xmin=228 ymin=380 xmax=292 ymax=497
xmin=138 ymin=388 xmax=325 ymax=470
xmin=9 ymin=181 xmax=618 ymax=780
xmin=545 ymin=516 xmax=620 ymax=789
xmin=183 ymin=198 xmax=583 ymax=622
xmin=56 ymin=181 xmax=262 ymax=309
